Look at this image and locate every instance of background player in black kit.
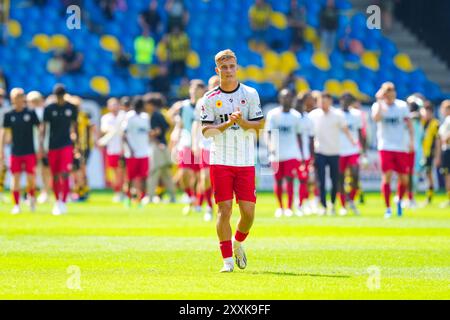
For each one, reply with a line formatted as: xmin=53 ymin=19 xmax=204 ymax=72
xmin=42 ymin=84 xmax=78 ymax=215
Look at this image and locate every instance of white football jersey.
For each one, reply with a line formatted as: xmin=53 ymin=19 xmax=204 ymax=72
xmin=194 ymin=97 xmax=212 ymax=150
xmin=372 ymin=99 xmax=409 ymax=152
xmin=300 ymin=112 xmax=314 ymax=160
xmin=178 ymin=99 xmax=196 ymax=148
xmin=122 ymin=110 xmax=150 ymax=159
xmin=200 ymin=83 xmax=263 ymax=166
xmin=101 ymin=111 xmax=125 ymax=155
xmin=339 ymin=108 xmax=362 ymax=156
xmin=265 ymin=107 xmax=302 ymax=162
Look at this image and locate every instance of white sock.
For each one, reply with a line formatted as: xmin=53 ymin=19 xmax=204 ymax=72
xmin=224 ymin=257 xmax=234 ymax=265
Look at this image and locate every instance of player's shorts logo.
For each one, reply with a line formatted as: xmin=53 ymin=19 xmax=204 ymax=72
xmin=65 ymin=109 xmax=72 ymax=117
xmin=23 ymin=114 xmax=31 ymax=122
xmin=216 ymin=100 xmax=223 ymax=108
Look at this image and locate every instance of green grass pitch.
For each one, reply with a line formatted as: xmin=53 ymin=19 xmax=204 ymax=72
xmin=0 ymin=192 xmax=449 ymax=299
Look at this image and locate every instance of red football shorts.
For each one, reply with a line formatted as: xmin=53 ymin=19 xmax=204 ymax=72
xmin=10 ymin=154 xmax=37 ymax=174
xmin=271 ymin=158 xmax=298 ymax=181
xmin=297 ymin=158 xmax=312 ymax=181
xmin=126 ymin=157 xmax=149 ymax=180
xmin=339 ymin=154 xmax=360 ymax=173
xmin=379 ymin=150 xmax=410 ymax=174
xmin=106 ymin=154 xmax=121 ymax=168
xmin=199 ymin=149 xmax=210 ymax=169
xmin=48 ymin=146 xmax=73 ymax=175
xmin=210 ymin=165 xmax=256 ymax=204
xmin=178 ymin=147 xmax=200 ymax=171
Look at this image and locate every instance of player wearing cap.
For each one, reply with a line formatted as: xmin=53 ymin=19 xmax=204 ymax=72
xmin=265 ymin=88 xmax=303 ymax=218
xmin=0 ymin=88 xmax=40 ymax=214
xmin=372 ymin=82 xmax=414 ymax=218
xmin=201 ymin=49 xmax=264 ymax=272
xmin=43 ymin=84 xmax=78 ymax=215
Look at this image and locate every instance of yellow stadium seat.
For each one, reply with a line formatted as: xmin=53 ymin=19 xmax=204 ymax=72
xmin=295 ymin=78 xmax=310 ymax=93
xmin=32 ymin=34 xmax=51 ymax=52
xmin=129 ymin=64 xmax=140 ymax=78
xmin=7 ymin=20 xmax=21 ymax=38
xmin=324 ymin=79 xmax=342 ymax=97
xmin=246 ymin=65 xmax=265 ymax=83
xmin=279 ymin=51 xmax=299 ymax=74
xmin=394 ymin=53 xmax=414 ymax=72
xmin=342 ymin=80 xmax=360 ymax=96
xmin=361 ymin=51 xmax=379 ymax=71
xmin=186 ymin=51 xmax=200 ymax=69
xmin=236 ymin=66 xmax=247 ymax=82
xmin=90 ymin=76 xmax=110 ymax=95
xmin=262 ymin=50 xmax=280 ymax=69
xmin=304 ymin=25 xmax=318 ymax=43
xmin=147 ymin=65 xmax=159 ymax=78
xmin=270 ymin=12 xmax=287 ymax=29
xmin=100 ymin=34 xmax=120 ymax=52
xmin=312 ymin=51 xmax=331 ymax=71
xmin=50 ymin=34 xmax=69 ymax=50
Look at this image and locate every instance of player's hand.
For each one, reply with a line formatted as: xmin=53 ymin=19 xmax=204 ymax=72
xmin=230 ymin=108 xmax=243 ymax=124
xmin=409 ymin=142 xmax=415 ymax=153
xmin=375 ymin=88 xmax=385 ymax=100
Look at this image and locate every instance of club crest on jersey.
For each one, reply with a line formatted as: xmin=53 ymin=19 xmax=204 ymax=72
xmin=216 ymin=100 xmax=223 ymax=108
xmin=23 ymin=114 xmax=31 ymax=122
xmin=52 ymin=111 xmax=58 ymax=117
xmin=11 ymin=116 xmax=15 ymax=122
xmin=240 ymin=99 xmax=246 ymax=105
xmin=65 ymin=109 xmax=72 ymax=117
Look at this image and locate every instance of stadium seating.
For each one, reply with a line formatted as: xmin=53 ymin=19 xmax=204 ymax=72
xmin=0 ymin=0 xmax=444 ymax=101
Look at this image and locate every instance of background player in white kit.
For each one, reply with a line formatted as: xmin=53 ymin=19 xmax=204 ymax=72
xmin=372 ymin=82 xmax=414 ymax=218
xmin=338 ymin=93 xmax=365 ymax=216
xmin=122 ymin=96 xmax=151 ymax=207
xmin=192 ymin=75 xmax=220 ymax=222
xmin=293 ymin=92 xmax=316 ymax=215
xmin=201 ymin=49 xmax=264 ymax=272
xmin=265 ymin=88 xmax=303 ymax=218
xmin=100 ymin=98 xmax=126 ymax=203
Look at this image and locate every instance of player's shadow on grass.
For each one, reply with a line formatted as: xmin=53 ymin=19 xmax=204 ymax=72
xmin=249 ymin=271 xmax=351 ymax=278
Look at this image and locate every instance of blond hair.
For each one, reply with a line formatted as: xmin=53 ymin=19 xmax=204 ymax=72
xmin=215 ymin=49 xmax=237 ymax=66
xmin=441 ymin=99 xmax=450 ymax=110
xmin=27 ymin=91 xmax=43 ymax=102
xmin=10 ymin=88 xmax=24 ymax=99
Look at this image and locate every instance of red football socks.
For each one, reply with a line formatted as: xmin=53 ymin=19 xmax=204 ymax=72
xmin=219 ymin=240 xmax=232 ymax=259
xmin=205 ymin=188 xmax=213 ymax=207
xmin=274 ymin=182 xmax=283 ymax=209
xmin=235 ymin=230 xmax=248 ymax=242
xmin=13 ymin=191 xmax=20 ymax=205
xmin=286 ymin=180 xmax=294 ymax=209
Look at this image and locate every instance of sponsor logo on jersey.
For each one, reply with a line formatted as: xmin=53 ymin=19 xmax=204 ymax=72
xmin=11 ymin=116 xmax=15 ymax=122
xmin=52 ymin=111 xmax=58 ymax=117
xmin=216 ymin=100 xmax=223 ymax=108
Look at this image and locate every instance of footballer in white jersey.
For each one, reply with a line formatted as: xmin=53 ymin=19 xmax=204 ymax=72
xmin=338 ymin=93 xmax=365 ymax=215
xmin=192 ymin=75 xmax=220 ymax=221
xmin=100 ymin=98 xmax=126 ymax=199
xmin=171 ymin=80 xmax=206 ymax=215
xmin=201 ymin=49 xmax=264 ymax=273
xmin=122 ymin=97 xmax=151 ymax=205
xmin=372 ymin=82 xmax=414 ymax=218
xmin=265 ymin=88 xmax=302 ymax=216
